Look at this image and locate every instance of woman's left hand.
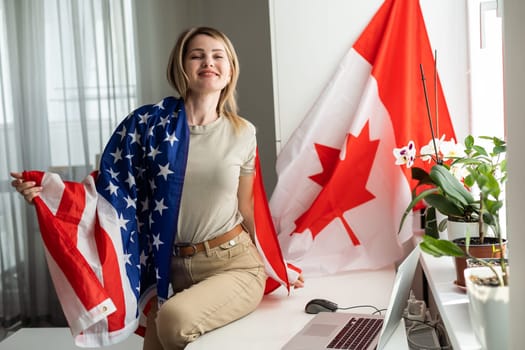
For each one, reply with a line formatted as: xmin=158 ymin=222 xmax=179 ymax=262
xmin=292 ymin=274 xmax=305 ymax=289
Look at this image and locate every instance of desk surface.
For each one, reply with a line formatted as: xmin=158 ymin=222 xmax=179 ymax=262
xmin=0 ymin=266 xmax=406 ymax=350
xmin=419 ymin=252 xmax=482 ymax=350
xmin=187 ymin=265 xmax=407 ymax=349
xmin=0 ymin=328 xmax=142 ymax=350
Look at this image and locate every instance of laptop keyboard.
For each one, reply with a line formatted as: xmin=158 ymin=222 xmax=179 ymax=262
xmin=327 ymin=317 xmax=383 ymax=349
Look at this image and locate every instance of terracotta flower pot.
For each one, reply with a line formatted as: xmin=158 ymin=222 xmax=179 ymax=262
xmin=452 ymin=237 xmax=507 ymax=287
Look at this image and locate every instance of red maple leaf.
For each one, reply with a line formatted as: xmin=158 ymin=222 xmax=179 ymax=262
xmin=293 ymin=122 xmax=379 ymax=245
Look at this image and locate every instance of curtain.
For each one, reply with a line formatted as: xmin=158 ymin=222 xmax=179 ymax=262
xmin=0 ymin=0 xmax=136 ymax=338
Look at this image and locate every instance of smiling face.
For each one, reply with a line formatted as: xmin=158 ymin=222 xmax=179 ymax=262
xmin=167 ymin=27 xmax=240 ymax=117
xmin=183 ymin=34 xmax=232 ymax=96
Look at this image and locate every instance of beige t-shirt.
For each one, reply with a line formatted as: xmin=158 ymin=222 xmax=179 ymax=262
xmin=176 ymin=116 xmax=256 ymax=243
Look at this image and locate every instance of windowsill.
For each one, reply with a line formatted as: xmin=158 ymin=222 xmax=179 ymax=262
xmin=419 ymin=250 xmax=482 ymax=349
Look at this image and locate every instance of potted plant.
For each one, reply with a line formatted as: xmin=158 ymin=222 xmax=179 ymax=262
xmin=395 ymin=135 xmax=507 ymax=287
xmin=452 ymin=135 xmax=507 ymax=285
xmin=395 ymin=63 xmax=509 ymax=349
xmin=463 ymin=263 xmax=509 ymax=350
xmin=396 ymin=135 xmax=508 ymax=350
xmin=395 ymin=135 xmax=479 ymax=240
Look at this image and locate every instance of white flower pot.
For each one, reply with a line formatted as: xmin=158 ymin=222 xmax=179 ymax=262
xmin=446 ymin=220 xmax=480 ymax=241
xmin=464 ymin=266 xmax=509 ymax=350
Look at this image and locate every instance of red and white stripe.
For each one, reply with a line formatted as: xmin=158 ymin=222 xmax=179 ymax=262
xmin=27 ymin=171 xmax=139 ymax=347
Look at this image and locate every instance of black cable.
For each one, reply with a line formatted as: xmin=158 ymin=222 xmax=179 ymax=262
xmin=337 ymin=304 xmax=382 ymax=315
xmin=375 ymin=308 xmax=387 ymax=315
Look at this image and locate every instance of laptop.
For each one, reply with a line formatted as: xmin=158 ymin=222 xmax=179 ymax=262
xmin=282 ymin=246 xmax=420 ymax=350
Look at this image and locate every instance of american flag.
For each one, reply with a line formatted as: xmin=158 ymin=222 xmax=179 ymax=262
xmin=24 ymin=96 xmax=292 ymax=347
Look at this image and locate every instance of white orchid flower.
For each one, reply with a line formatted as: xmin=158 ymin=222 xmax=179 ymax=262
xmin=449 ymin=163 xmax=469 ymax=181
xmin=393 ymin=140 xmax=416 ymax=168
xmin=419 ymin=135 xmax=445 ymax=162
xmin=440 ymin=138 xmax=466 ymax=160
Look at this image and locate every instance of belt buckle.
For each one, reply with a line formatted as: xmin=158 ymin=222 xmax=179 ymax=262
xmin=174 ymin=243 xmax=197 ymax=258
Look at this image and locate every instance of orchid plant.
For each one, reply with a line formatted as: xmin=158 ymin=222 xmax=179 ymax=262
xmin=395 ymin=134 xmax=508 ymax=286
xmin=394 ymin=63 xmax=508 ymax=287
xmin=394 ymin=135 xmax=480 ymax=238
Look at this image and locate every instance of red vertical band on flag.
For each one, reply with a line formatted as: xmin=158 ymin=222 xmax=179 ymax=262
xmin=354 ymin=0 xmax=455 ymax=172
xmin=253 ymin=150 xmax=290 ymax=294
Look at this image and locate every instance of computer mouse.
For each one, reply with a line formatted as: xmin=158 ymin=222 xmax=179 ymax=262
xmin=304 ymin=298 xmax=339 ymax=314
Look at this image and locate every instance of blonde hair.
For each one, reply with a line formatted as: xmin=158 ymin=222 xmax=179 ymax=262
xmin=167 ymin=27 xmax=245 ymax=131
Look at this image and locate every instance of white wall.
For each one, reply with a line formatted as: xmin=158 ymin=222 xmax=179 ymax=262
xmin=270 ymin=0 xmax=470 ymax=151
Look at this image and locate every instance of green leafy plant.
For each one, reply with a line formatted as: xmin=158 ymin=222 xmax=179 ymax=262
xmin=395 ymin=136 xmax=480 ymax=238
xmin=395 ymin=135 xmax=508 ymax=286
xmin=457 ymin=135 xmax=507 ymax=245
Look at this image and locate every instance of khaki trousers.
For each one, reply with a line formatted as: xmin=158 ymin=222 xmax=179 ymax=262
xmin=143 ymin=231 xmax=267 ymax=350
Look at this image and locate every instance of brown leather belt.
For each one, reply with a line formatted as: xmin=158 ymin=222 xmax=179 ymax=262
xmin=173 ymin=224 xmax=244 ymax=258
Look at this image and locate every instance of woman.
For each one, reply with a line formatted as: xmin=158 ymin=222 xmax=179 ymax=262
xmin=12 ymin=27 xmax=303 ymax=349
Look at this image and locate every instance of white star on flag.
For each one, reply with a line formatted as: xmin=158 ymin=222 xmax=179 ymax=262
xmin=157 ymin=163 xmax=174 ymax=180
xmin=165 ymin=132 xmax=178 ymax=146
xmin=152 ymin=234 xmax=163 ymax=250
xmin=123 ymin=253 xmax=132 ymax=265
xmin=107 ymin=168 xmax=119 ymax=179
xmin=124 ymin=195 xmax=136 ymax=209
xmin=154 ymin=198 xmax=168 ymax=216
xmin=154 ymin=100 xmax=164 ymax=110
xmin=116 ymin=125 xmax=127 ymax=140
xmin=138 ymin=112 xmax=150 ymax=124
xmin=158 ymin=116 xmax=170 ymax=128
xmin=110 ymin=148 xmax=122 ymax=163
xmin=117 ymin=213 xmax=129 ymax=230
xmin=125 ymin=172 xmax=136 ymax=188
xmin=148 ymin=146 xmax=162 ymax=160
xmin=128 ymin=130 xmax=141 ymax=145
xmin=105 ymin=182 xmax=119 ymax=196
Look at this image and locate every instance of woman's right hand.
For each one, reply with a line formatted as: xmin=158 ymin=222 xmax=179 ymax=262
xmin=10 ymin=171 xmax=42 ymax=204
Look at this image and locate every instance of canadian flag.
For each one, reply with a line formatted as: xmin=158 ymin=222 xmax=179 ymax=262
xmin=270 ymin=0 xmax=456 ymax=276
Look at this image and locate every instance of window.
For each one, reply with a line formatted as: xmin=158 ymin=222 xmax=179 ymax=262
xmin=0 ymin=1 xmax=138 ymax=322
xmin=468 ymin=0 xmax=504 ymax=137
xmin=44 ymin=0 xmax=137 ymax=170
xmin=467 ymin=0 xmax=505 ymax=235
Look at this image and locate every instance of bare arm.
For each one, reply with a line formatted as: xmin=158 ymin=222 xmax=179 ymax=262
xmin=237 ymin=174 xmax=255 ymax=240
xmin=237 ymin=173 xmax=305 ymax=289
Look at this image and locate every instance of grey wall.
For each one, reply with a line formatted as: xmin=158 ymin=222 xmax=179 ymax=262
xmin=134 ymin=0 xmax=190 ymax=105
xmin=197 ymin=0 xmax=278 ymax=195
xmin=503 ymin=0 xmax=525 ymax=348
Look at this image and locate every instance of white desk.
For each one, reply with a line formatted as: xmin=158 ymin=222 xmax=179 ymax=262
xmin=187 ymin=266 xmax=408 ymax=349
xmin=419 ymin=252 xmax=482 ymax=350
xmin=0 ymin=266 xmax=407 ymax=350
xmin=0 ymin=328 xmax=142 ymax=350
